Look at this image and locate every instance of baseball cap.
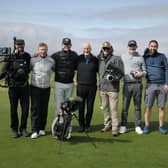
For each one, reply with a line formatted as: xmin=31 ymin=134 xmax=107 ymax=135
xmin=62 ymin=38 xmax=71 ymax=45
xmin=128 ymin=40 xmax=137 ymax=46
xmin=15 ymin=39 xmax=25 ymax=45
xmin=102 ymin=41 xmax=111 ymax=48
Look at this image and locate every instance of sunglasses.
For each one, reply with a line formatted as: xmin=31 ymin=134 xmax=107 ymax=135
xmin=103 ymin=47 xmax=110 ymax=50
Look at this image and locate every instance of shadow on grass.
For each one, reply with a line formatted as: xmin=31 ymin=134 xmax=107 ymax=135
xmin=69 ymin=134 xmax=131 ymax=146
xmin=72 ymin=124 xmax=103 ymax=132
xmin=70 ymin=124 xmax=131 ymax=146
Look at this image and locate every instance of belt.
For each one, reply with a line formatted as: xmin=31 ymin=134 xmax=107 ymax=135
xmin=125 ymin=81 xmax=141 ymax=84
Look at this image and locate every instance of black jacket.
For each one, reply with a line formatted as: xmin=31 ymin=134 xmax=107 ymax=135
xmin=0 ymin=52 xmax=31 ymax=87
xmin=51 ymin=50 xmax=78 ymax=83
xmin=77 ymin=54 xmax=98 ymax=86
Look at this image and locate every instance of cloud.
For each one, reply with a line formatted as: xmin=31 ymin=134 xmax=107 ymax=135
xmin=82 ymin=24 xmax=168 ymax=55
xmin=95 ymin=3 xmax=168 ymax=22
xmin=0 ymin=22 xmax=107 ymax=55
xmin=0 ymin=22 xmax=75 ymax=54
xmin=0 ymin=22 xmax=167 ymax=57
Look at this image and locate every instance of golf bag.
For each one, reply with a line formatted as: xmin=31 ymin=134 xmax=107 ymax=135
xmin=51 ymin=97 xmax=82 ymax=140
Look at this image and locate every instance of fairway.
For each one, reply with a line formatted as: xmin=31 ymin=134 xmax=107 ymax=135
xmin=0 ymin=85 xmax=168 ymax=168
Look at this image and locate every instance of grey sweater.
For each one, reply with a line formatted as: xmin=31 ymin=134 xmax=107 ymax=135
xmin=30 ymin=55 xmax=55 ymax=88
xmin=121 ymin=52 xmax=146 ymax=82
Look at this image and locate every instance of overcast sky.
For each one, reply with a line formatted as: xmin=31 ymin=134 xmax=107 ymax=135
xmin=0 ymin=0 xmax=167 ymax=55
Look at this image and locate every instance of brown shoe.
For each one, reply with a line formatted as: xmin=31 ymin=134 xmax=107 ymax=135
xmin=100 ymin=127 xmax=110 ymax=132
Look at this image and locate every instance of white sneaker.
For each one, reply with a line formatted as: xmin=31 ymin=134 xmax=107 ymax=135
xmin=31 ymin=132 xmax=39 ymax=139
xmin=135 ymin=126 xmax=143 ymax=135
xmin=119 ymin=126 xmax=127 ymax=134
xmin=39 ymin=130 xmax=46 ymax=136
xmin=66 ymin=133 xmax=71 ymax=140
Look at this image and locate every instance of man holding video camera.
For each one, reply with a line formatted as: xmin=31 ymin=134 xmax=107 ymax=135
xmin=119 ymin=40 xmax=146 ymax=135
xmin=98 ymin=41 xmax=123 ymax=136
xmin=0 ymin=39 xmax=31 ymax=138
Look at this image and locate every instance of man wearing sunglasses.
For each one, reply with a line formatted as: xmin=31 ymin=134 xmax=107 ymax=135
xmin=98 ymin=41 xmax=123 ymax=136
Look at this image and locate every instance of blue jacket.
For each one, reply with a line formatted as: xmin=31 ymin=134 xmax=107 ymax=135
xmin=144 ymin=49 xmax=168 ymax=84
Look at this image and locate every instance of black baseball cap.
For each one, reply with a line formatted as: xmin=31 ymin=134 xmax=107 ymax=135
xmin=15 ymin=39 xmax=25 ymax=45
xmin=62 ymin=38 xmax=71 ymax=45
xmin=128 ymin=40 xmax=137 ymax=46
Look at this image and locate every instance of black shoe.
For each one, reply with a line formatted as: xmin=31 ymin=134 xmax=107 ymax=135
xmin=12 ymin=130 xmax=19 ymax=138
xmin=78 ymin=127 xmax=85 ymax=132
xmin=85 ymin=127 xmax=91 ymax=132
xmin=21 ymin=129 xmax=29 ymax=137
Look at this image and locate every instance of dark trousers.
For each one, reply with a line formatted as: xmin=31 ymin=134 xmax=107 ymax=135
xmin=121 ymin=83 xmax=142 ymax=127
xmin=8 ymin=86 xmax=29 ymax=132
xmin=30 ymin=85 xmax=50 ymax=133
xmin=77 ymin=84 xmax=97 ymax=128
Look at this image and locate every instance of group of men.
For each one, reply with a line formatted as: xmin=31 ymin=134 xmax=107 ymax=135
xmin=0 ymin=38 xmax=168 ymax=138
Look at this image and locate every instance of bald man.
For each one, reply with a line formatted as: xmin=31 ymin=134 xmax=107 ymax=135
xmin=77 ymin=43 xmax=98 ymax=132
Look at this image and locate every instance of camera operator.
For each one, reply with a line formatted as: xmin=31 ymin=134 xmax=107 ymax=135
xmin=98 ymin=41 xmax=123 ymax=136
xmin=0 ymin=39 xmax=31 ymax=138
xmin=119 ymin=40 xmax=146 ymax=135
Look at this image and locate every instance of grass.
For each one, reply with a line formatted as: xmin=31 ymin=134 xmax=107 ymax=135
xmin=0 ymin=83 xmax=168 ymax=168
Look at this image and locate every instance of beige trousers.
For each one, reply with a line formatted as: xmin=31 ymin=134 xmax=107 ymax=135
xmin=100 ymin=91 xmax=119 ymax=131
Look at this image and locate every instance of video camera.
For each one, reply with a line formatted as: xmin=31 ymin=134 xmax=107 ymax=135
xmin=104 ymin=61 xmax=124 ymax=81
xmin=0 ymin=37 xmax=29 ymax=88
xmin=0 ymin=47 xmax=12 ymax=62
xmin=0 ymin=37 xmax=24 ymax=62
